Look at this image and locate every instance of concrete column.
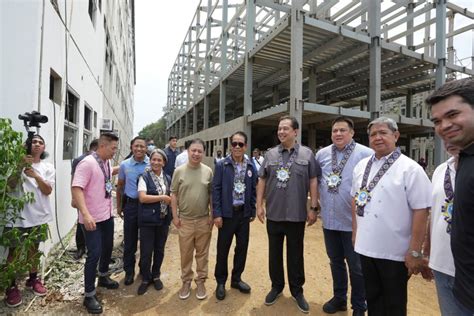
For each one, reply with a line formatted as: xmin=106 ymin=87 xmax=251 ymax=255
xmin=308 ymin=67 xmax=317 ymax=103
xmin=368 ymin=0 xmax=381 ymax=119
xmin=407 ymin=1 xmax=414 ymax=49
xmin=290 ymin=0 xmax=304 ymax=144
xmin=203 ymin=0 xmax=212 ymax=130
xmin=185 ymin=111 xmax=189 ymax=137
xmin=244 ymin=0 xmax=255 ymax=116
xmin=308 ymin=125 xmax=316 ymax=150
xmin=272 ymin=86 xmax=280 ymax=106
xmin=406 ymin=89 xmax=412 ymax=118
xmin=193 ymin=104 xmax=198 ymax=134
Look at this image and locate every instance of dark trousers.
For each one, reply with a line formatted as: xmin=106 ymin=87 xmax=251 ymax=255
xmin=214 ymin=210 xmax=250 ymax=284
xmin=267 ymin=220 xmax=305 ymax=297
xmin=139 ymin=225 xmax=169 ymax=283
xmin=360 ymin=255 xmax=409 ymax=316
xmin=75 ymin=222 xmax=86 ymax=251
xmin=123 ymin=200 xmax=139 ymax=275
xmin=81 ymin=217 xmax=114 ymax=295
xmin=323 ymin=228 xmax=366 ymax=311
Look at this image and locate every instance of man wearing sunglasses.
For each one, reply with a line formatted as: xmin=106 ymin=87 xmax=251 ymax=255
xmin=212 ymin=131 xmax=257 ymax=300
xmin=257 ymin=115 xmax=320 ymax=313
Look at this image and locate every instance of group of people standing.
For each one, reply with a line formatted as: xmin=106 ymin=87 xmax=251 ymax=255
xmin=3 ymin=78 xmax=473 ymax=316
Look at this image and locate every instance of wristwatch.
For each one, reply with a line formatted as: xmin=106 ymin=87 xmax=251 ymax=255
xmin=410 ymin=250 xmax=422 ymax=259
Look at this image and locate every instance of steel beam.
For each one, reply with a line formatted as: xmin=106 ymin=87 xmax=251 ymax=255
xmin=434 ymin=0 xmax=447 ymax=166
xmin=369 ymin=0 xmax=381 ymax=120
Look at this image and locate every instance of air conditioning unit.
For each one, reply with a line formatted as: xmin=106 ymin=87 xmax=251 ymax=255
xmin=100 ymin=118 xmax=114 ymax=131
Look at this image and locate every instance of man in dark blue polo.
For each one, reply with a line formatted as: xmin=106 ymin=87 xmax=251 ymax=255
xmin=116 ymin=136 xmax=149 ymax=285
xmin=212 ymin=131 xmax=257 ymax=300
xmin=163 ymin=136 xmax=180 ymax=178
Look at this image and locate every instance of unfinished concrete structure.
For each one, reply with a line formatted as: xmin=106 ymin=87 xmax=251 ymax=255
xmin=164 ymin=0 xmax=473 ymax=166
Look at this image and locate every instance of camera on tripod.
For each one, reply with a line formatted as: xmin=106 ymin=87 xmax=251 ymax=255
xmin=18 ymin=111 xmax=49 ymax=154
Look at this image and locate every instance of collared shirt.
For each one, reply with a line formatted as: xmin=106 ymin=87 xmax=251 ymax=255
xmin=351 ymin=152 xmax=431 ymax=262
xmin=252 ymin=156 xmax=264 ymax=172
xmin=175 ymin=151 xmax=188 ymax=168
xmin=259 ymin=143 xmax=320 ymax=222
xmin=452 ymin=142 xmax=474 ymax=310
xmin=118 ymin=156 xmax=150 ymax=199
xmin=138 ymin=170 xmax=166 ymax=193
xmin=316 ymin=142 xmax=373 ymax=231
xmin=72 ymin=155 xmax=113 ymax=223
xmin=429 ymin=157 xmax=456 ymax=276
xmin=163 ymin=146 xmax=180 ymax=177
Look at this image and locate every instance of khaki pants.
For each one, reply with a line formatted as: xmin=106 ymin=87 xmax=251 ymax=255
xmin=178 ymin=216 xmax=212 ymax=284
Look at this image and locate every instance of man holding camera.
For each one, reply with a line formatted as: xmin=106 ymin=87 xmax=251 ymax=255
xmin=4 ymin=134 xmax=55 ymax=308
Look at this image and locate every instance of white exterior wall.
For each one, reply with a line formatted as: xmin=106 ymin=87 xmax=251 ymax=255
xmin=0 ymin=0 xmax=135 ymax=258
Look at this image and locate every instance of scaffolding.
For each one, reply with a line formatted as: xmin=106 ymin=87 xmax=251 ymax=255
xmin=164 ymin=0 xmax=474 ymax=165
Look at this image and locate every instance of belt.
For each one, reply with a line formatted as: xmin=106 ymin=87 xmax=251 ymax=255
xmin=232 ymin=205 xmax=244 ymax=212
xmin=125 ymin=196 xmax=138 ymax=203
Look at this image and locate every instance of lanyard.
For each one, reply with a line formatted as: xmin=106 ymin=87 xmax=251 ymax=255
xmin=355 ymin=148 xmax=401 ymax=216
xmin=92 ymin=152 xmax=112 ymax=198
xmin=331 ymin=140 xmax=356 ymax=175
xmin=442 ymin=164 xmax=454 ymax=233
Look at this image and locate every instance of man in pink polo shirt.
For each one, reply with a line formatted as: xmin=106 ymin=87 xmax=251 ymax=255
xmin=72 ymin=132 xmax=119 ymax=314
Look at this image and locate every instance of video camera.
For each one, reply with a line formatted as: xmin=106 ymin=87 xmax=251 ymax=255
xmin=18 ymin=111 xmax=48 ymax=154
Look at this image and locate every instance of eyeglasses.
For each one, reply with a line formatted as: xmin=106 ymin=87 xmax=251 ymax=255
xmin=231 ymin=142 xmax=245 ymax=148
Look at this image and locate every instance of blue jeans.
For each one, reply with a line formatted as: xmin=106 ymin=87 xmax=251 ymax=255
xmin=81 ymin=217 xmax=114 ymax=296
xmin=323 ymin=228 xmax=366 ymax=311
xmin=433 ymin=270 xmax=473 ymax=316
xmin=123 ymin=200 xmax=139 ymax=275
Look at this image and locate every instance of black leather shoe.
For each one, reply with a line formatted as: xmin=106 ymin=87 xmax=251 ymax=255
xmin=353 ymin=309 xmax=365 ymax=316
xmin=216 ymin=284 xmax=226 ymax=300
xmin=124 ymin=274 xmax=134 ymax=286
xmin=83 ymin=295 xmax=103 ymax=314
xmin=231 ymin=280 xmax=251 ymax=293
xmin=264 ymin=288 xmax=282 ymax=306
xmin=323 ymin=297 xmax=347 ymax=314
xmin=74 ymin=248 xmax=86 ymax=260
xmin=97 ymin=276 xmax=119 ymax=289
xmin=153 ymin=279 xmax=163 ymax=291
xmin=294 ymin=293 xmax=309 ymax=314
xmin=137 ymin=282 xmax=150 ymax=295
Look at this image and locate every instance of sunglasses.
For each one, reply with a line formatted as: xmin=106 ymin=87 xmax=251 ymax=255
xmin=231 ymin=142 xmax=245 ymax=148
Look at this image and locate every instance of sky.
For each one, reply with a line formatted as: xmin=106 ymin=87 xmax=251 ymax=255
xmin=133 ymin=0 xmax=199 ymax=133
xmin=133 ymin=0 xmax=473 ymax=134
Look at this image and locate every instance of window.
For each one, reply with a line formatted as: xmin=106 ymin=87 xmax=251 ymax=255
xmin=83 ymin=132 xmax=91 ymax=155
xmin=94 ymin=111 xmax=98 ymax=128
xmin=49 ymin=69 xmax=62 ymax=104
xmin=65 ymin=91 xmax=78 ymax=123
xmin=64 ymin=89 xmax=79 ymax=160
xmin=84 ymin=104 xmax=92 ymax=131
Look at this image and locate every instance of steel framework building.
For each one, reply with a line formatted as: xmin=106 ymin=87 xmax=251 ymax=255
xmin=164 ymin=0 xmax=473 ymax=165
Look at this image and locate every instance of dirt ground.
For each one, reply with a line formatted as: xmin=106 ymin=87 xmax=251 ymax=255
xmin=25 ymin=216 xmax=440 ymax=315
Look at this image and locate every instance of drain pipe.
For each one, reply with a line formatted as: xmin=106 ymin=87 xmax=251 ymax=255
xmin=37 ymin=0 xmax=46 ymax=113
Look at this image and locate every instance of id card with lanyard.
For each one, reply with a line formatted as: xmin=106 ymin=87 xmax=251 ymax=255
xmin=92 ymin=152 xmax=112 ymax=199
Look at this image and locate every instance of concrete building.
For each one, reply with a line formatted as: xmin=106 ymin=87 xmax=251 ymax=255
xmin=164 ymin=0 xmax=473 ymax=167
xmin=0 ymin=0 xmax=135 ymax=255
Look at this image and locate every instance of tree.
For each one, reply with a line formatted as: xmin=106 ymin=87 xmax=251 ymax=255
xmin=0 ymin=118 xmax=47 ymax=291
xmin=138 ymin=117 xmax=167 ymax=148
